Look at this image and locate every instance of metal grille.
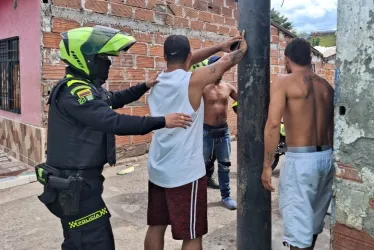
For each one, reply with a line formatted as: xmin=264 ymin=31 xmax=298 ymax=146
xmin=0 ymin=37 xmax=21 ymax=114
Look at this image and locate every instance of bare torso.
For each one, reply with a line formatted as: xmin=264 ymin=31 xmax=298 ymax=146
xmin=203 ymin=82 xmax=235 ymax=126
xmin=282 ymin=72 xmax=334 ymax=147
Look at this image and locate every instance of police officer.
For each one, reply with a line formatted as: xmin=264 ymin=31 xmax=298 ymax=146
xmin=36 ymin=25 xmax=192 ymax=250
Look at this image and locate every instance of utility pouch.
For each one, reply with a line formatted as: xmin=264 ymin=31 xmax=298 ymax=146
xmin=35 ymin=163 xmax=61 ymax=186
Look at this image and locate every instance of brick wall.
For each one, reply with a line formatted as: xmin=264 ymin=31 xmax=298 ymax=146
xmin=41 ymin=0 xmax=335 ymax=159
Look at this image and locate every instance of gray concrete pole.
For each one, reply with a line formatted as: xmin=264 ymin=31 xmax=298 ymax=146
xmin=236 ymin=0 xmax=271 ymax=249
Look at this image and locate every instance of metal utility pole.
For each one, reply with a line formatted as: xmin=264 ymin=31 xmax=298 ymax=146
xmin=237 ymin=0 xmax=271 ymax=249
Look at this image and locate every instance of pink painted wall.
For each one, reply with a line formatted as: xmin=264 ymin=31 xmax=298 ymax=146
xmin=0 ymin=0 xmax=41 ymax=126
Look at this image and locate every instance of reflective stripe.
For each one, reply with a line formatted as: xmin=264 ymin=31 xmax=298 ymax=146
xmin=67 ymin=79 xmax=89 ymax=87
xmin=70 ymin=85 xmax=91 ymax=95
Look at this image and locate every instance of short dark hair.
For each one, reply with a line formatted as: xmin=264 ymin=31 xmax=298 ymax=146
xmin=284 ymin=38 xmax=312 ymax=66
xmin=164 ymin=35 xmax=191 ymax=64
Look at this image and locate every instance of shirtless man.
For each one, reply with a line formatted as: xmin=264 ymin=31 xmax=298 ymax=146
xmin=261 ymin=38 xmax=334 ymax=250
xmin=202 ymin=55 xmax=238 ymax=210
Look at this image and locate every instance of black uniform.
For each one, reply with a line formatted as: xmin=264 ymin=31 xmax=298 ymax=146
xmin=40 ymin=72 xmax=165 ymax=250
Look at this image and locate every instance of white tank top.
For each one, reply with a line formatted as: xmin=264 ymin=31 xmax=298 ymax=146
xmin=147 ymin=69 xmax=205 ymax=188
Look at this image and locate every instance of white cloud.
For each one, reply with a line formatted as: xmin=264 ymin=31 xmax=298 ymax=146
xmin=271 ymin=0 xmax=338 ymax=32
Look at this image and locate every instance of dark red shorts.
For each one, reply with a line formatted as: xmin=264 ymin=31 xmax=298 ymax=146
xmin=147 ymin=176 xmax=208 ymax=240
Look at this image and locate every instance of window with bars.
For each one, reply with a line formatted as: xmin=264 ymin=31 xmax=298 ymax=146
xmin=0 ymin=37 xmax=21 ymax=114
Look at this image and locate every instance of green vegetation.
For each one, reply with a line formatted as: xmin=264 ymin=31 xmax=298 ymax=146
xmin=271 ymin=8 xmax=293 ymax=31
xmin=318 ymin=34 xmax=336 ymax=47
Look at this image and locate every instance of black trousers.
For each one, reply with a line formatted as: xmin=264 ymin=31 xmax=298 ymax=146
xmin=40 ymin=168 xmax=115 ymax=250
xmin=62 ymin=221 xmax=115 ymax=250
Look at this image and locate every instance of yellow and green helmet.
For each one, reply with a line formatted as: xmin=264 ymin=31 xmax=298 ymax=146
xmin=59 ymin=25 xmax=136 ymax=77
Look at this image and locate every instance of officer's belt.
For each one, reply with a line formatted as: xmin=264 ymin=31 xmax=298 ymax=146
xmin=59 ymin=167 xmax=103 ymax=179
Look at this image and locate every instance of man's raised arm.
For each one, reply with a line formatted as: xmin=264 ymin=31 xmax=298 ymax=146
xmin=188 ymin=36 xmax=242 ymax=68
xmin=190 ymin=31 xmax=247 ymax=91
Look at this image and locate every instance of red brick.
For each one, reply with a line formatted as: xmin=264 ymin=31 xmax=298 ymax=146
xmin=225 ymin=0 xmax=236 ymax=7
xmin=194 ymin=0 xmax=208 ymax=11
xmin=126 ymin=69 xmax=146 ymax=81
xmin=223 ymin=73 xmax=234 ymax=82
xmin=111 ymin=0 xmax=123 ymax=2
xmin=126 ymin=0 xmax=146 ymax=8
xmin=230 ymin=28 xmax=239 ymax=37
xmin=271 ymin=57 xmax=279 ymax=65
xmin=111 ymin=25 xmax=132 ymax=34
xmin=108 ymin=67 xmax=124 ymax=80
xmin=199 ymin=11 xmax=213 ymax=22
xmin=132 ymin=105 xmax=150 ymax=116
xmin=225 ymin=17 xmax=235 ymax=26
xmin=155 ymin=33 xmax=167 ymax=45
xmin=206 ymin=23 xmax=218 ymax=33
xmin=133 ymin=133 xmax=152 ymax=144
xmin=155 ymin=57 xmax=167 ymax=69
xmin=129 ymin=43 xmax=147 ymax=55
xmin=273 ymin=66 xmax=280 ymax=73
xmin=190 ymin=38 xmax=202 ymax=49
xmin=191 ymin=20 xmax=204 ymax=31
xmin=52 ymin=0 xmax=81 ymax=9
xmin=218 ymin=26 xmax=230 ymax=35
xmin=109 ymin=82 xmax=131 ymax=91
xmin=119 ymin=53 xmax=136 ymax=68
xmin=184 ymin=7 xmax=198 ymax=19
xmin=271 ymin=49 xmax=278 ymax=57
xmin=233 ymin=9 xmax=238 ymax=19
xmin=280 ymin=41 xmax=287 ymax=49
xmin=150 ymin=45 xmax=164 ymax=57
xmin=133 ymin=31 xmax=153 ymax=43
xmin=136 ymin=56 xmax=154 ymax=68
xmin=370 ymin=198 xmax=374 ymax=210
xmin=42 ymin=64 xmax=66 ymax=80
xmin=169 ymin=4 xmax=183 ymax=16
xmin=270 ymin=73 xmax=278 ymax=82
xmin=135 ymin=8 xmax=154 ymax=21
xmin=271 ymin=35 xmax=279 ymax=44
xmin=179 ymin=0 xmax=193 ymax=7
xmin=52 ymin=18 xmax=80 ymax=33
xmin=43 ymin=32 xmax=61 ymax=49
xmin=207 ymin=3 xmax=221 ymax=15
xmin=213 ymin=0 xmax=224 ymax=6
xmin=279 ymin=58 xmax=285 ymax=65
xmin=111 ymin=3 xmax=133 ymax=18
xmin=116 ymin=135 xmax=131 ymax=146
xmin=332 ymin=223 xmax=374 ymax=250
xmin=271 ymin=26 xmax=278 ymax=36
xmin=213 ymin=14 xmax=225 ymax=25
xmin=165 ymin=15 xmax=174 ymax=26
xmin=174 ymin=17 xmax=190 ymax=28
xmin=336 ymin=162 xmax=363 ymax=183
xmin=221 ymin=7 xmax=232 ymax=17
xmin=203 ymin=40 xmax=214 ymax=48
xmin=147 ymin=0 xmax=157 ymax=9
xmin=85 ymin=0 xmax=108 ymax=14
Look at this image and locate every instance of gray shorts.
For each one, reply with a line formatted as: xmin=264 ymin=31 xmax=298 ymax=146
xmin=279 ymin=148 xmax=333 ymax=248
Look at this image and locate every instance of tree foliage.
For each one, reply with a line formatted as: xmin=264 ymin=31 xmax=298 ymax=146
xmin=271 ymin=8 xmax=293 ymax=31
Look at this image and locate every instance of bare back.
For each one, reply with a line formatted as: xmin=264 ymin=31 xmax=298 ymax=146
xmin=283 ymin=72 xmax=334 ymax=147
xmin=202 ymin=82 xmax=234 ymax=126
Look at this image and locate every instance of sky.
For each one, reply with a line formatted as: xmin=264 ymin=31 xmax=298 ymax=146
xmin=271 ymin=0 xmax=338 ymax=33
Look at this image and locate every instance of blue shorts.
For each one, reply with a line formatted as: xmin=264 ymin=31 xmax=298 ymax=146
xmin=279 ymin=149 xmax=333 ymax=248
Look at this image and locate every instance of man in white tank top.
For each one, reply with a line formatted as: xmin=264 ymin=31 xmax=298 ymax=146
xmin=145 ymin=33 xmax=248 ymax=250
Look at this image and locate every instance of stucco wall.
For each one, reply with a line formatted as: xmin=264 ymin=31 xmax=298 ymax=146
xmin=332 ymin=1 xmax=374 ymax=249
xmin=0 ymin=0 xmax=42 ymax=126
